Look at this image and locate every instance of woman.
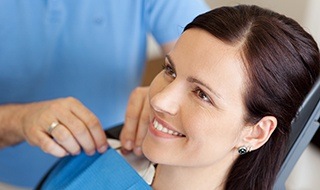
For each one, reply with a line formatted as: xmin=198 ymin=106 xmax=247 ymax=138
xmin=40 ymin=4 xmax=320 ymax=190
xmin=140 ymin=4 xmax=320 ymax=190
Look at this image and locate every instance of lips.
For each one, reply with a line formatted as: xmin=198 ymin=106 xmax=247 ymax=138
xmin=153 ymin=119 xmax=186 ymax=137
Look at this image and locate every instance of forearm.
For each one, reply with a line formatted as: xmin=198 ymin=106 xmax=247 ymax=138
xmin=0 ymin=104 xmax=26 ymax=148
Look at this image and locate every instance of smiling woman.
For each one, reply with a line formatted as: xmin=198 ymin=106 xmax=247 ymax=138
xmin=141 ymin=4 xmax=320 ymax=190
xmin=38 ymin=4 xmax=320 ymax=190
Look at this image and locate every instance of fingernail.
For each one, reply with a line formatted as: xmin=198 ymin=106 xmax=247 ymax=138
xmin=72 ymin=150 xmax=81 ymax=156
xmin=98 ymin=145 xmax=108 ymax=153
xmin=120 ymin=148 xmax=129 ymax=155
xmin=87 ymin=150 xmax=96 ymax=156
xmin=124 ymin=140 xmax=133 ymax=150
xmin=134 ymin=147 xmax=142 ymax=156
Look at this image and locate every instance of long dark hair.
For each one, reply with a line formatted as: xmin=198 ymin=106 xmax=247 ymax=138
xmin=184 ymin=5 xmax=320 ymax=190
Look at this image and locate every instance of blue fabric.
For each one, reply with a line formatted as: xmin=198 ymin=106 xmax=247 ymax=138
xmin=0 ymin=0 xmax=209 ymax=187
xmin=40 ymin=148 xmax=152 ymax=190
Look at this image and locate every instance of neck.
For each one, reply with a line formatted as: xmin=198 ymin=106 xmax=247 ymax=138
xmin=151 ymin=163 xmax=231 ymax=190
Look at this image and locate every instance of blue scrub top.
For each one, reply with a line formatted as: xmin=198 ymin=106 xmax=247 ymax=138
xmin=0 ymin=0 xmax=209 ymax=188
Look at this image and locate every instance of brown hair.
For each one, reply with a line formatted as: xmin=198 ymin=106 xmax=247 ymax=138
xmin=184 ymin=5 xmax=320 ymax=190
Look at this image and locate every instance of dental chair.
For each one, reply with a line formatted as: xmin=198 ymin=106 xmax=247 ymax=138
xmin=273 ymin=79 xmax=320 ymax=190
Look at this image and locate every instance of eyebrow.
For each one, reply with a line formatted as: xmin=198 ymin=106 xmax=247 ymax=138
xmin=166 ymin=55 xmax=223 ymax=100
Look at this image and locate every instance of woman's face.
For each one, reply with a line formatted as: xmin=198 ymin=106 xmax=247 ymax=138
xmin=142 ymin=28 xmax=248 ymax=168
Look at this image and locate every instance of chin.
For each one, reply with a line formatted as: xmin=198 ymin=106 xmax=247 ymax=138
xmin=142 ymin=135 xmax=162 ymax=163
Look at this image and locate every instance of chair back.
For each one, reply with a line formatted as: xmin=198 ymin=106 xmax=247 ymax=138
xmin=273 ymin=79 xmax=320 ymax=189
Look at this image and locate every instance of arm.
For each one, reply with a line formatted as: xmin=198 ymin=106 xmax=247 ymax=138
xmin=0 ymin=97 xmax=108 ymax=157
xmin=0 ymin=104 xmax=26 ymax=147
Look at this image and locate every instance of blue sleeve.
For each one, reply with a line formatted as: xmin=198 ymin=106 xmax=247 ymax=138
xmin=145 ymin=0 xmax=210 ymax=45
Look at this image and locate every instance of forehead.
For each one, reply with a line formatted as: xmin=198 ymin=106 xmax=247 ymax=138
xmin=173 ymin=28 xmax=242 ymax=63
xmin=169 ymin=28 xmax=246 ymax=105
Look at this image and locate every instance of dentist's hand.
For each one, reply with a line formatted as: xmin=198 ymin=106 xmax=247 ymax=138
xmin=0 ymin=97 xmax=108 ymax=157
xmin=120 ymin=87 xmax=150 ymax=156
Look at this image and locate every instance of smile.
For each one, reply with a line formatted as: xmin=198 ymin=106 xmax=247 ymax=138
xmin=153 ymin=119 xmax=185 ymax=137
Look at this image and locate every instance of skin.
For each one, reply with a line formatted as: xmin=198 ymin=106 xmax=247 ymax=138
xmin=141 ymin=29 xmax=277 ymax=189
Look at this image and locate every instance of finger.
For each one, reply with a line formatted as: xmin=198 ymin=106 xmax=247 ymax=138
xmin=23 ymin=116 xmax=68 ymax=157
xmin=36 ymin=131 xmax=69 ymax=157
xmin=55 ymin=108 xmax=96 ymax=156
xmin=120 ymin=87 xmax=147 ymax=151
xmin=68 ymin=98 xmax=108 ymax=153
xmin=50 ymin=122 xmax=82 ymax=156
xmin=133 ymin=96 xmax=150 ymax=156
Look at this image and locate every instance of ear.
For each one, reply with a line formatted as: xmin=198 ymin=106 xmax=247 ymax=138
xmin=240 ymin=116 xmax=277 ymax=151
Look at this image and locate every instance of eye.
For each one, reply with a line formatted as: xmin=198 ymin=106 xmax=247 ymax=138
xmin=193 ymin=87 xmax=213 ymax=104
xmin=162 ymin=63 xmax=176 ymax=78
xmin=162 ymin=64 xmax=176 ymax=78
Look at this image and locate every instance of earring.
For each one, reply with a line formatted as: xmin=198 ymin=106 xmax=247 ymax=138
xmin=238 ymin=146 xmax=248 ymax=155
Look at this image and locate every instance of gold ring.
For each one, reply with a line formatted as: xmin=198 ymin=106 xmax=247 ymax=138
xmin=48 ymin=121 xmax=59 ymax=135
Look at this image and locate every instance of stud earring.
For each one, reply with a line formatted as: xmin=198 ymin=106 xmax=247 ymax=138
xmin=238 ymin=146 xmax=249 ymax=155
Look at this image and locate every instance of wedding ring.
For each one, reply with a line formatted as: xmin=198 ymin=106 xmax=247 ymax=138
xmin=48 ymin=121 xmax=59 ymax=135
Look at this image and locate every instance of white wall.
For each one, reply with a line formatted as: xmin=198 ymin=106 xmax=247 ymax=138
xmin=303 ymin=0 xmax=320 ymax=45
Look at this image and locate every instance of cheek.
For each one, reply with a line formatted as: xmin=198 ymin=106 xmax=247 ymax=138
xmin=141 ymin=134 xmax=157 ymax=162
xmin=184 ymin=112 xmax=242 ymax=154
xmin=184 ymin=125 xmax=240 ymax=166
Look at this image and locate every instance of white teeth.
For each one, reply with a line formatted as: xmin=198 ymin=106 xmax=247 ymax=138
xmin=162 ymin=127 xmax=168 ymax=133
xmin=153 ymin=120 xmax=184 ymax=137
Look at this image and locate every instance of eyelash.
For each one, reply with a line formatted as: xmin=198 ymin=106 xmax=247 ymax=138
xmin=162 ymin=63 xmax=176 ymax=78
xmin=192 ymin=87 xmax=213 ymax=105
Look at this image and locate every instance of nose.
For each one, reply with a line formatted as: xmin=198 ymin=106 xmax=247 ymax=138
xmin=150 ymin=81 xmax=183 ymax=116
